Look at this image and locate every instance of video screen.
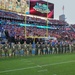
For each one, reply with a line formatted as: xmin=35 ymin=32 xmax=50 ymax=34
xmin=30 ymin=0 xmax=54 ymax=18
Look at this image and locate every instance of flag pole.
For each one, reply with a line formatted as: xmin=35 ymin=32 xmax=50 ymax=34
xmin=62 ymin=5 xmax=64 ymax=14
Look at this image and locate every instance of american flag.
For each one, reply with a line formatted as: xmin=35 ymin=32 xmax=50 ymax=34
xmin=62 ymin=5 xmax=64 ymax=10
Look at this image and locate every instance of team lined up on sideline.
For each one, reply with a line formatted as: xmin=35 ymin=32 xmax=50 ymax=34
xmin=0 ymin=41 xmax=75 ymax=57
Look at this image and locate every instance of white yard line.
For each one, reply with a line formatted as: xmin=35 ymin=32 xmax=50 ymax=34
xmin=0 ymin=60 xmax=75 ymax=74
xmin=39 ymin=60 xmax=75 ymax=67
xmin=37 ymin=65 xmax=42 ymax=68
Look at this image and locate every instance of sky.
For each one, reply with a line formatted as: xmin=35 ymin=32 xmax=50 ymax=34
xmin=43 ymin=0 xmax=75 ymax=24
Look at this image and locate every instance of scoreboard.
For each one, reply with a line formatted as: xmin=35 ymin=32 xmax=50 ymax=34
xmin=30 ymin=0 xmax=54 ymax=18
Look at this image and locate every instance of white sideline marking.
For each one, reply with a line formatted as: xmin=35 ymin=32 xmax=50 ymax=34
xmin=38 ymin=69 xmax=48 ymax=72
xmin=0 ymin=60 xmax=75 ymax=74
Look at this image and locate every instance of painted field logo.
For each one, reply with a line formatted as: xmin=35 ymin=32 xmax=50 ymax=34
xmin=33 ymin=3 xmax=50 ymax=13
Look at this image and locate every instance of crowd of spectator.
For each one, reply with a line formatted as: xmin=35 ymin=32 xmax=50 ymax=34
xmin=71 ymin=24 xmax=75 ymax=29
xmin=0 ymin=18 xmax=75 ymax=42
xmin=0 ymin=10 xmax=24 ymax=20
xmin=0 ymin=10 xmax=75 ymax=46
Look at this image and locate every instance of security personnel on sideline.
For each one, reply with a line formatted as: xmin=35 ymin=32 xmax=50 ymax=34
xmin=3 ymin=41 xmax=9 ymax=57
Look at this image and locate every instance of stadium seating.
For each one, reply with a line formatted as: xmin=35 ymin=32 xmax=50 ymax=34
xmin=0 ymin=10 xmax=75 ymax=41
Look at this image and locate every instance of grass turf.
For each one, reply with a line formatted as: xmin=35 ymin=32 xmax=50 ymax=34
xmin=0 ymin=53 xmax=75 ymax=75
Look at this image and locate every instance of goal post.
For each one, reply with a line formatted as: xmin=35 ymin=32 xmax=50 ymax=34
xmin=24 ymin=0 xmax=49 ymax=40
xmin=24 ymin=17 xmax=49 ymax=39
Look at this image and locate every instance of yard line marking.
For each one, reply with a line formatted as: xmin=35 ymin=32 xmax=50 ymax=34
xmin=0 ymin=66 xmax=39 ymax=74
xmin=39 ymin=60 xmax=75 ymax=67
xmin=37 ymin=65 xmax=42 ymax=68
xmin=38 ymin=69 xmax=48 ymax=72
xmin=0 ymin=60 xmax=75 ymax=74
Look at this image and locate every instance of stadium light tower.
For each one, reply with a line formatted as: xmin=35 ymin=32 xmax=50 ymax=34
xmin=62 ymin=5 xmax=64 ymax=14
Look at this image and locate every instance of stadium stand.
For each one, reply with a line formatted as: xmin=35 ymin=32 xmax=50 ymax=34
xmin=0 ymin=10 xmax=75 ymax=57
xmin=0 ymin=10 xmax=75 ymax=41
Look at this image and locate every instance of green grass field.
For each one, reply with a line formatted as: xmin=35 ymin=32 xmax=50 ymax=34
xmin=0 ymin=53 xmax=75 ymax=75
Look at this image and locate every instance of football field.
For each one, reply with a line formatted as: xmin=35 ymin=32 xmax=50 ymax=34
xmin=0 ymin=53 xmax=75 ymax=75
